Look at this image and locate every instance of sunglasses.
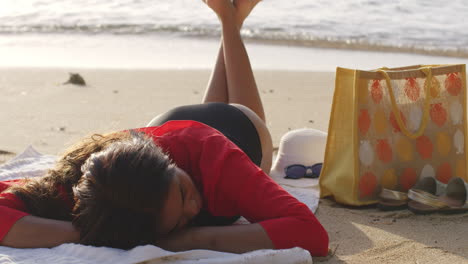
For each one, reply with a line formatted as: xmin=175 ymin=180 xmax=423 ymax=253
xmin=284 ymin=163 xmax=323 ymax=179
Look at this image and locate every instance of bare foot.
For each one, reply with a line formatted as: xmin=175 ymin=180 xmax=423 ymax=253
xmin=203 ymin=0 xmax=235 ymax=21
xmin=233 ymin=0 xmax=262 ymax=26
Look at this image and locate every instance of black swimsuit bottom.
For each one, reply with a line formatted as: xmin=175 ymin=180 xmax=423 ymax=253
xmin=150 ymin=102 xmax=262 ymax=166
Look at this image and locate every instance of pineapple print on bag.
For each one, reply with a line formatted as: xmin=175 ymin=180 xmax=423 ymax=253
xmin=357 ymin=68 xmax=467 ymax=201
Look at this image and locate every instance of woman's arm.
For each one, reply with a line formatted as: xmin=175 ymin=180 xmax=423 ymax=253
xmin=1 ymin=215 xmax=79 ymax=248
xmin=157 ymin=126 xmax=329 ymax=256
xmin=197 ymin=134 xmax=329 ymax=256
xmin=157 ymin=223 xmax=273 ymax=253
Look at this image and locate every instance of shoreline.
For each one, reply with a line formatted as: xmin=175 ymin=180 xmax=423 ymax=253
xmin=227 ymin=35 xmax=468 ymax=59
xmin=0 ymin=34 xmax=467 ymax=71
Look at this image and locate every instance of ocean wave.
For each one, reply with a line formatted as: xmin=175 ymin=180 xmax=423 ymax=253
xmin=246 ymin=34 xmax=468 ymax=59
xmin=1 ymin=24 xmax=467 ymax=58
xmin=0 ymin=24 xmax=212 ymax=35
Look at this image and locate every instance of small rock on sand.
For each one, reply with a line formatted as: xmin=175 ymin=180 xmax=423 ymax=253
xmin=64 ymin=73 xmax=86 ymax=86
xmin=0 ymin=149 xmax=14 ymax=155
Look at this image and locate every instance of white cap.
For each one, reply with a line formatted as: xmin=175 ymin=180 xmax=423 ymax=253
xmin=269 ymin=128 xmax=327 ymax=187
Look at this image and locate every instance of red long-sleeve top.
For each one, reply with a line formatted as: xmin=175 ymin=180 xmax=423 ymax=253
xmin=0 ymin=120 xmax=328 ymax=256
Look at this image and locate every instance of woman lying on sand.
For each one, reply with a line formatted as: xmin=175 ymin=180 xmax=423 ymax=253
xmin=0 ymin=0 xmax=328 ymax=256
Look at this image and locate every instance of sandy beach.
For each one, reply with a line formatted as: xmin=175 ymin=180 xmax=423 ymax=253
xmin=0 ymin=67 xmax=467 ymax=263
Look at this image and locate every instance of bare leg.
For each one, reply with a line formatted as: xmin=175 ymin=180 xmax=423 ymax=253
xmin=203 ymin=0 xmax=265 ymax=122
xmin=221 ymin=0 xmax=265 ymax=121
xmin=203 ymin=0 xmax=271 ymax=173
xmin=202 ymin=1 xmax=248 ymax=105
xmin=202 ymin=41 xmax=228 ymax=103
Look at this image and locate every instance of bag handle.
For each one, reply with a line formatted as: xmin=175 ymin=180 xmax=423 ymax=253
xmin=376 ymin=67 xmax=433 ymax=139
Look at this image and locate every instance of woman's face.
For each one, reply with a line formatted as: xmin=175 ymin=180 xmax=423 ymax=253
xmin=156 ymin=167 xmax=203 ymax=235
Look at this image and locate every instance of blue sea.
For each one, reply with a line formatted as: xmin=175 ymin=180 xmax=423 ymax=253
xmin=1 ymin=0 xmax=467 ymax=69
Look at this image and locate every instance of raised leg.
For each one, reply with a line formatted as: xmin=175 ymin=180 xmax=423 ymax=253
xmin=202 ymin=41 xmax=228 ymax=103
xmin=202 ymin=0 xmax=271 ymax=173
xmin=203 ymin=0 xmax=265 ymax=122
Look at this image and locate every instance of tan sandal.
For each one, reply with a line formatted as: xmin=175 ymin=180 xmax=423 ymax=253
xmin=377 ymin=177 xmax=437 ymax=211
xmin=408 ymin=177 xmax=468 ymax=214
xmin=378 ymin=189 xmax=409 ymax=211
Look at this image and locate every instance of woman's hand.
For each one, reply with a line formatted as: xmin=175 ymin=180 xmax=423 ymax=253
xmin=202 ymin=0 xmax=235 ymax=22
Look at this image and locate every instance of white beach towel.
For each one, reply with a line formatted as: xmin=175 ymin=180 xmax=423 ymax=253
xmin=0 ymin=146 xmax=319 ymax=264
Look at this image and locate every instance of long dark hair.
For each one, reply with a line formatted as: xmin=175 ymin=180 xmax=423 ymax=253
xmin=6 ymin=130 xmax=175 ymax=248
xmin=73 ymin=132 xmax=174 ymax=248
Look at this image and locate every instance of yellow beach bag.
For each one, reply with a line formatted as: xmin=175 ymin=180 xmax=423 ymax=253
xmin=319 ymin=65 xmax=468 ymax=206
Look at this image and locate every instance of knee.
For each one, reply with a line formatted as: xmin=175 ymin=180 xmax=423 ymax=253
xmin=146 ymin=114 xmax=164 ymax=127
